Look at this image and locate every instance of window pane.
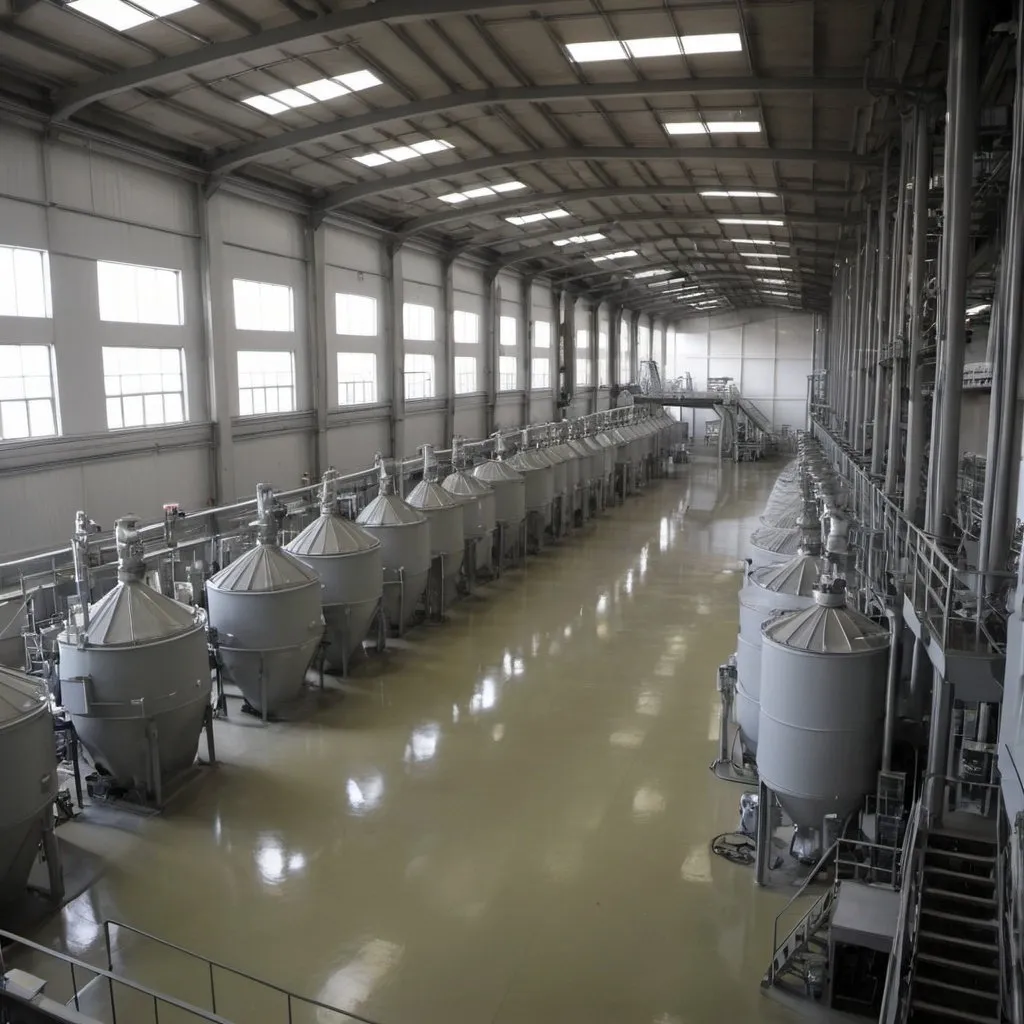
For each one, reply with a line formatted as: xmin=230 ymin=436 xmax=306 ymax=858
xmin=336 ymin=293 xmax=377 ymax=336
xmin=534 ymin=320 xmax=551 ymax=349
xmin=499 ymin=316 xmax=517 ymax=347
xmin=144 ymin=393 xmax=164 ymax=424
xmin=279 ymin=387 xmax=294 ymax=412
xmin=27 ymin=399 xmax=55 ymax=437
xmin=576 ymin=329 xmax=589 ymax=350
xmin=23 ymin=375 xmax=49 ymax=399
xmin=253 ymin=390 xmax=266 ymax=415
xmin=0 ymin=246 xmax=52 ymax=318
xmin=106 ymin=397 xmax=123 ymax=429
xmin=1 ymin=401 xmax=29 ymax=439
xmin=0 ymin=378 xmax=23 ymax=400
xmin=403 ymin=302 xmax=435 ymax=341
xmin=164 ymin=393 xmax=184 ymax=423
xmin=265 ymin=388 xmax=280 ymax=414
xmin=239 ymin=390 xmax=253 ymax=416
xmin=454 ymin=310 xmax=480 ymax=344
xmin=122 ymin=395 xmax=144 ymax=427
xmin=97 ymin=261 xmax=182 ymax=325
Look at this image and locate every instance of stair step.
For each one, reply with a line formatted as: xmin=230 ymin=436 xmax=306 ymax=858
xmin=923 ymin=867 xmax=995 ymax=894
xmin=923 ymin=886 xmax=997 ymax=909
xmin=910 ymin=1000 xmax=999 ymax=1023
xmin=928 ymin=832 xmax=997 ymax=859
xmin=925 ymin=848 xmax=995 ymax=865
xmin=919 ymin=909 xmax=998 ymax=930
xmin=919 ymin=930 xmax=998 ymax=953
xmin=916 ymin=952 xmax=999 ymax=978
xmin=914 ymin=977 xmax=999 ymax=1006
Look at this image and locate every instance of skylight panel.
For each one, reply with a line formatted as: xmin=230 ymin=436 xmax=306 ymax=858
xmin=505 ymin=209 xmax=569 ymax=226
xmin=463 ymin=187 xmax=495 ymax=199
xmin=591 ymin=250 xmax=639 ymax=262
xmin=701 ymin=190 xmax=777 ymax=198
xmin=439 ymin=192 xmax=471 ymax=204
xmin=625 ymin=37 xmax=681 ymax=58
xmin=268 ymin=88 xmax=317 ymax=109
xmin=720 ymin=218 xmax=784 ymax=226
xmin=335 ymin=70 xmax=382 ymax=92
xmin=296 ymin=78 xmax=349 ymax=102
xmin=730 ymin=238 xmax=788 ymax=245
xmin=565 ymin=40 xmax=629 ymax=62
xmin=966 ymin=303 xmax=992 ymax=316
xmin=665 ymin=120 xmax=762 ymax=135
xmin=411 ymin=140 xmax=451 ymax=155
xmin=353 ymin=152 xmax=392 ymax=168
xmin=68 ymin=0 xmax=196 ymax=30
xmin=566 ymin=33 xmax=741 ymax=63
xmin=746 ymin=265 xmax=793 ymax=272
xmin=379 ymin=146 xmax=419 ymax=161
xmin=553 ymin=233 xmax=606 ymax=246
xmin=492 ymin=181 xmax=528 ymax=193
xmin=757 ymin=278 xmax=787 ymax=285
xmin=438 ymin=181 xmax=527 ymax=204
xmin=240 ymin=68 xmax=382 ymax=116
xmin=353 ymin=139 xmax=453 ymax=166
xmin=632 ymin=268 xmax=671 ymax=279
xmin=243 ymin=95 xmax=290 ymax=116
xmin=705 ymin=121 xmax=763 ymax=133
xmin=680 ymin=32 xmax=743 ymax=54
xmin=737 ymin=252 xmax=789 ymax=260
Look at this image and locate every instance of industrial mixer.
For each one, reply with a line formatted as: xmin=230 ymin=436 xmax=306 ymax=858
xmin=443 ymin=437 xmax=497 ymax=574
xmin=473 ymin=435 xmax=526 ymax=561
xmin=407 ymin=445 xmax=465 ymax=610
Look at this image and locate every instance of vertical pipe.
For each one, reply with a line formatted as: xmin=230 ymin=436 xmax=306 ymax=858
xmin=927 ymin=0 xmax=979 ymax=538
xmin=925 ymin=669 xmax=953 ymax=823
xmin=872 ymin=145 xmax=892 ymax=476
xmin=882 ymin=581 xmax=905 ymax=772
xmin=904 ymin=106 xmax=931 ymax=523
xmin=851 ymin=221 xmax=868 ymax=445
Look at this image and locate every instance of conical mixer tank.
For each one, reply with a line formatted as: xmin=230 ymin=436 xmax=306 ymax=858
xmin=284 ymin=470 xmax=382 ymax=674
xmin=59 ymin=514 xmax=210 ymax=797
xmin=357 ymin=457 xmax=431 ymax=630
xmin=748 ymin=524 xmax=815 ymax=568
xmin=757 ymin=579 xmax=890 ymax=829
xmin=407 ymin=445 xmax=465 ymax=607
xmin=735 ymin=549 xmax=824 ymax=754
xmin=443 ymin=439 xmax=496 ymax=570
xmin=473 ymin=438 xmax=526 ymax=556
xmin=206 ymin=485 xmax=323 ymax=716
xmin=0 ymin=668 xmax=57 ymax=903
xmin=508 ymin=430 xmax=555 ymax=519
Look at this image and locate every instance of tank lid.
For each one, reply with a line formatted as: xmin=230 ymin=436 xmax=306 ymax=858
xmin=473 ymin=459 xmax=523 ymax=483
xmin=748 ymin=553 xmax=825 ymax=596
xmin=762 ymin=582 xmax=890 ymax=653
xmin=407 ymin=479 xmax=459 ymax=510
xmin=77 ymin=579 xmax=202 ymax=645
xmin=357 ymin=493 xmax=428 ymax=527
xmin=285 ymin=513 xmax=380 ymax=557
xmin=750 ymin=525 xmax=802 ymax=554
xmin=0 ymin=667 xmax=48 ymax=725
xmin=207 ymin=543 xmax=318 ymax=593
xmin=442 ymin=469 xmax=493 ymax=498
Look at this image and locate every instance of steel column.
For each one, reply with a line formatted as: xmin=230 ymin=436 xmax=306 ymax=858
xmin=442 ymin=256 xmax=456 ymax=445
xmin=871 ymin=145 xmax=892 ymax=476
xmin=384 ymin=241 xmax=406 ymax=460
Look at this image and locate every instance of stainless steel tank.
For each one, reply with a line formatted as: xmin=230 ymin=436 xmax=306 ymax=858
xmin=357 ymin=458 xmax=431 ymax=630
xmin=473 ymin=443 xmax=526 ymax=555
xmin=748 ymin=525 xmax=813 ymax=567
xmin=0 ymin=668 xmax=56 ymax=903
xmin=285 ymin=471 xmax=382 ymax=673
xmin=407 ymin=446 xmax=465 ymax=606
xmin=509 ymin=432 xmax=555 ymax=515
xmin=207 ymin=485 xmax=323 ymax=716
xmin=735 ymin=551 xmax=824 ymax=754
xmin=59 ymin=514 xmax=210 ymax=796
xmin=443 ymin=446 xmax=496 ymax=570
xmin=757 ymin=580 xmax=890 ymax=828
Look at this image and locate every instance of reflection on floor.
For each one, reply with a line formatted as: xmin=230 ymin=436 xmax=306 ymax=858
xmin=29 ymin=456 xmax=802 ymax=1024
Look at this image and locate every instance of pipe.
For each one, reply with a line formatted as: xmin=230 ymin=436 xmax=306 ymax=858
xmin=871 ymin=144 xmax=892 ymax=477
xmin=882 ymin=579 xmax=906 ymax=772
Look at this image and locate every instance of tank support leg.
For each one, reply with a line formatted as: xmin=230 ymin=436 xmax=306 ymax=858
xmin=41 ymin=816 xmax=64 ymax=904
xmin=203 ymin=703 xmax=216 ymax=766
xmin=147 ymin=721 xmax=162 ymax=808
xmin=755 ymin=779 xmax=772 ymax=887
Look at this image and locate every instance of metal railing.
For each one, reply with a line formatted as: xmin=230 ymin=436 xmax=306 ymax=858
xmin=0 ymin=928 xmax=232 ymax=1024
xmin=102 ymin=920 xmax=385 ymax=1024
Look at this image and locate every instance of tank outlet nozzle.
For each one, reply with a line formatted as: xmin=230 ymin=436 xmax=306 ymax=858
xmin=114 ymin=515 xmax=146 ymax=581
xmin=319 ymin=469 xmax=339 ymax=516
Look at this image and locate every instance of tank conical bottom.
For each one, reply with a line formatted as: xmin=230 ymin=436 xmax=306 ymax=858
xmin=442 ymin=551 xmax=465 ymax=606
xmin=774 ymin=793 xmax=858 ymax=832
xmin=0 ymin=815 xmax=46 ymax=904
xmin=383 ymin=569 xmax=430 ymax=629
xmin=72 ymin=694 xmax=209 ymax=794
xmin=322 ymin=600 xmax=379 ymax=672
xmin=734 ymin=684 xmax=759 ymax=755
xmin=219 ymin=639 xmax=320 ymax=715
xmin=475 ymin=533 xmax=493 ymax=570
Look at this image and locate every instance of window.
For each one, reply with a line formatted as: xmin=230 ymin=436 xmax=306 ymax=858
xmin=598 ymin=331 xmax=610 ymax=386
xmin=534 ymin=320 xmax=551 ymax=349
xmin=531 ymin=357 xmax=550 ymax=390
xmin=337 ymin=352 xmax=377 ymax=406
xmin=576 ymin=357 xmax=592 ymax=387
xmin=403 ymin=303 xmax=435 ymax=341
xmin=576 ymin=328 xmax=589 ymax=350
xmin=454 ymin=356 xmax=478 ymax=394
xmin=237 ymin=350 xmax=295 ymax=416
xmin=336 ymin=293 xmax=377 ymax=336
xmin=619 ymin=341 xmax=632 ymax=385
xmin=0 ymin=345 xmax=57 ymax=440
xmin=654 ymin=327 xmax=664 ymax=364
xmin=665 ymin=327 xmax=680 ymax=380
xmin=233 ymin=279 xmax=294 ymax=332
xmin=499 ymin=315 xmax=518 ymax=348
xmin=0 ymin=246 xmax=51 ymax=318
xmin=638 ymin=323 xmax=651 ymax=361
xmin=98 ymin=261 xmax=183 ymax=326
xmin=499 ymin=355 xmax=518 ymax=391
xmin=453 ymin=310 xmax=480 ymax=344
xmin=404 ymin=354 xmax=435 ymax=399
xmin=103 ymin=347 xmax=185 ymax=429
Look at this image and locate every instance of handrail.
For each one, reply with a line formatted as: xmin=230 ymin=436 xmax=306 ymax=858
xmin=103 ymin=919 xmax=386 ymax=1024
xmin=769 ymin=839 xmax=839 ymax=971
xmin=0 ymin=927 xmax=233 ymax=1023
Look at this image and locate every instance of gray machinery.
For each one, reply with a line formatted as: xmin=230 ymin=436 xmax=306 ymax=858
xmin=509 ymin=430 xmax=555 ymax=545
xmin=543 ymin=427 xmax=574 ymax=535
xmin=473 ymin=438 xmax=526 ymax=559
xmin=581 ymin=431 xmax=610 ymax=510
xmin=748 ymin=524 xmax=814 ymax=568
xmin=608 ymin=422 xmax=634 ymax=497
xmin=443 ymin=438 xmax=497 ymax=571
xmin=59 ymin=514 xmax=211 ymax=802
xmin=206 ymin=484 xmax=323 ymax=717
xmin=0 ymin=667 xmax=61 ymax=905
xmin=407 ymin=445 xmax=465 ymax=609
xmin=553 ymin=425 xmax=582 ymax=526
xmin=566 ymin=427 xmax=595 ymax=522
xmin=735 ymin=548 xmax=825 ymax=756
xmin=593 ymin=423 xmax=618 ymax=501
xmin=756 ymin=578 xmax=890 ymax=864
xmin=284 ymin=470 xmax=383 ymax=675
xmin=357 ymin=456 xmax=431 ymax=631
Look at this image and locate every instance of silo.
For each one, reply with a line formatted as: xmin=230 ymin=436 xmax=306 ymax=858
xmin=207 ymin=485 xmax=323 ymax=716
xmin=285 ymin=471 xmax=382 ymax=674
xmin=59 ymin=515 xmax=210 ymax=797
xmin=473 ymin=441 xmax=526 ymax=557
xmin=357 ymin=457 xmax=431 ymax=630
xmin=407 ymin=445 xmax=465 ymax=607
xmin=757 ymin=580 xmax=890 ymax=830
xmin=735 ymin=551 xmax=824 ymax=754
xmin=443 ymin=442 xmax=496 ymax=570
xmin=0 ymin=668 xmax=57 ymax=903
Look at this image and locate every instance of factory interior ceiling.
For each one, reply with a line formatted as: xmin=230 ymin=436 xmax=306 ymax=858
xmin=1 ymin=0 xmax=1004 ymax=318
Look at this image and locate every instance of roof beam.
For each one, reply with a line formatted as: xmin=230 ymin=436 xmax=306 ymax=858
xmin=51 ymin=0 xmax=569 ymax=121
xmin=207 ymin=76 xmax=894 ymax=174
xmin=397 ymin=184 xmax=856 ymax=237
xmin=315 ymin=147 xmax=880 ymax=213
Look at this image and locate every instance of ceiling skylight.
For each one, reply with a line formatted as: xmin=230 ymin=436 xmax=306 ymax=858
xmin=242 ymin=70 xmax=383 ymax=116
xmin=757 ymin=278 xmax=788 ymax=285
xmin=506 ymin=209 xmax=571 ymax=226
xmin=701 ymin=190 xmax=777 ymax=198
xmin=737 ymin=252 xmax=790 ymax=260
xmin=565 ymin=33 xmax=743 ymax=63
xmin=762 ymin=290 xmax=792 ymax=296
xmin=68 ymin=0 xmax=196 ymax=30
xmin=553 ymin=233 xmax=606 ymax=246
xmin=746 ymin=265 xmax=793 ymax=272
xmin=631 ymin=268 xmax=671 ymax=279
xmin=438 ymin=181 xmax=527 ymax=204
xmin=730 ymin=238 xmax=788 ymax=245
xmin=353 ymin=139 xmax=453 ymax=167
xmin=665 ymin=120 xmax=762 ymax=135
xmin=591 ymin=250 xmax=639 ymax=263
xmin=720 ymin=218 xmax=784 ymax=226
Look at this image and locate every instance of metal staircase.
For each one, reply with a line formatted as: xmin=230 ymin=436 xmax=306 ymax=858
xmin=909 ymin=830 xmax=1001 ymax=1023
xmin=735 ymin=394 xmax=774 ymax=435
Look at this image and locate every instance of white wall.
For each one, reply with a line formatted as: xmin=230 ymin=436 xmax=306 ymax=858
xmin=0 ymin=122 xmax=646 ymax=557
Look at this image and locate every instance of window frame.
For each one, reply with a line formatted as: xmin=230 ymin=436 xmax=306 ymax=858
xmin=0 ymin=344 xmax=59 ymax=441
xmin=336 ymin=350 xmax=378 ymax=406
xmin=0 ymin=245 xmax=53 ymax=319
xmin=232 ymin=279 xmax=295 ymax=333
xmin=404 ymin=352 xmax=436 ymax=400
xmin=236 ymin=349 xmax=296 ymax=417
xmin=403 ymin=302 xmax=436 ymax=342
xmin=335 ymin=293 xmax=378 ymax=337
xmin=97 ymin=260 xmax=184 ymax=326
xmin=102 ymin=345 xmax=187 ymax=431
xmin=498 ymin=354 xmax=518 ymax=391
xmin=454 ymin=355 xmax=478 ymax=394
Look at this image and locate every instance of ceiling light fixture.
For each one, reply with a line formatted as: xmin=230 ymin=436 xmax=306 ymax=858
xmin=68 ymin=0 xmax=196 ymax=31
xmin=506 ymin=209 xmax=571 ymax=226
xmin=353 ymin=138 xmax=454 ymax=166
xmin=720 ymin=218 xmax=784 ymax=226
xmin=730 ymin=238 xmax=788 ymax=245
xmin=664 ymin=120 xmax=762 ymax=136
xmin=565 ymin=33 xmax=742 ymax=63
xmin=553 ymin=233 xmax=606 ymax=246
xmin=242 ymin=69 xmax=382 ymax=116
xmin=701 ymin=190 xmax=778 ymax=198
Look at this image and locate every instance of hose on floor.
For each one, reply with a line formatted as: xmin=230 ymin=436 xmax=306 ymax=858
xmin=711 ymin=831 xmax=756 ymax=866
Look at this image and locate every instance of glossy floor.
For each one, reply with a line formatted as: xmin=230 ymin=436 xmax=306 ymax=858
xmin=33 ymin=458 xmax=800 ymax=1024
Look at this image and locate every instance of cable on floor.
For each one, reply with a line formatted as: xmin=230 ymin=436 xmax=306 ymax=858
xmin=711 ymin=831 xmax=756 ymax=866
